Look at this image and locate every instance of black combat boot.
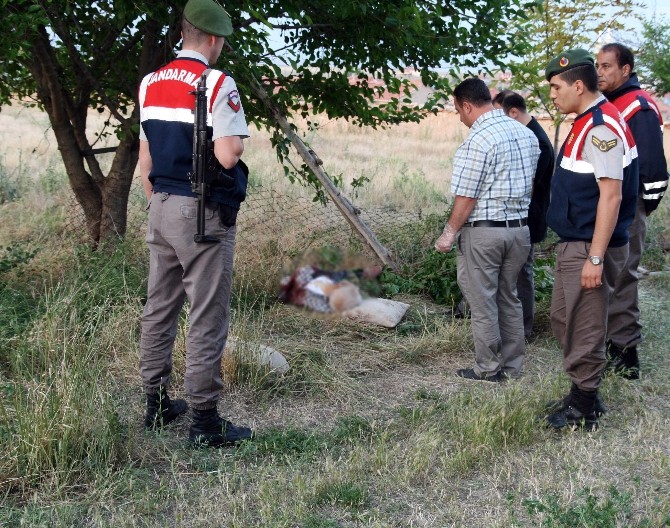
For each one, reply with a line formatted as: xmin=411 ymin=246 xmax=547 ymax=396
xmin=546 ymin=384 xmax=599 ymax=431
xmin=606 ymin=343 xmax=640 ymax=380
xmin=144 ymin=386 xmax=188 ymax=431
xmin=544 ymin=383 xmax=608 ymax=417
xmin=189 ymin=407 xmax=254 ymax=448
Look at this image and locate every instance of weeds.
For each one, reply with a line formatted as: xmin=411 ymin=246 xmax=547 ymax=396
xmin=0 ymin=155 xmax=27 ymax=204
xmin=394 ymin=382 xmax=545 ymax=476
xmin=391 ymin=165 xmax=444 ymax=206
xmin=533 ymin=253 xmax=556 ymax=302
xmin=301 ymin=515 xmax=343 ymax=528
xmin=379 ymin=213 xmax=462 ymax=304
xmin=644 ymin=203 xmax=670 ymax=271
xmin=331 ymin=415 xmax=375 ymax=443
xmin=0 ymin=244 xmax=36 ymax=274
xmin=0 ymin=240 xmax=147 ymax=496
xmin=516 ymin=486 xmax=640 ymax=527
xmin=1 ymin=111 xmax=669 ymax=527
xmin=234 ymin=415 xmax=376 ymax=464
xmin=235 ymin=427 xmax=330 ymax=462
xmin=313 ymin=480 xmax=369 ymax=508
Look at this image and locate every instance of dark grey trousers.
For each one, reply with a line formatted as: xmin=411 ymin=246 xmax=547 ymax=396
xmin=140 ymin=193 xmax=236 ymax=410
xmin=608 ymin=196 xmax=647 ymax=349
xmin=516 ymin=244 xmax=535 ymax=339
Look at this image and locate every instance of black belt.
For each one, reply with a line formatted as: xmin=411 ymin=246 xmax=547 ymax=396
xmin=463 ymin=218 xmax=527 ymax=228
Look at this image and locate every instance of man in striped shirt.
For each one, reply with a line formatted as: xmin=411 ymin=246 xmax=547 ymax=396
xmin=435 ymin=78 xmax=539 ymax=382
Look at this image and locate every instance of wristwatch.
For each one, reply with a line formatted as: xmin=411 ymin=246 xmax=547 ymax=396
xmin=588 ymin=255 xmax=603 ymax=265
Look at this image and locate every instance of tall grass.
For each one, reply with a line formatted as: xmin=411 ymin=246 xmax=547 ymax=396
xmin=0 ymin=242 xmax=147 ymax=496
xmin=0 ymin=108 xmax=669 ymax=526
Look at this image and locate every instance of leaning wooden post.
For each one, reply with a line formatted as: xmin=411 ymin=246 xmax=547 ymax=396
xmin=245 ymin=75 xmax=399 ymax=272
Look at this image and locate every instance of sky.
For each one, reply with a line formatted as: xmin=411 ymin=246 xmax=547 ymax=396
xmin=642 ymin=0 xmax=670 ymax=18
xmin=622 ymin=0 xmax=670 ymax=43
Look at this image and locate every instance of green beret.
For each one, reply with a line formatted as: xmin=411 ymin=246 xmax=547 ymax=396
xmin=545 ymin=49 xmax=595 ymax=81
xmin=184 ymin=0 xmax=233 ymax=37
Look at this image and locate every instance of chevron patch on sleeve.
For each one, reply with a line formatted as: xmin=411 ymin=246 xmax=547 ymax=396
xmin=591 ymin=136 xmax=617 ymax=152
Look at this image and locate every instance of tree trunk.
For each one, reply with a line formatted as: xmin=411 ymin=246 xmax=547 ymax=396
xmin=27 ymin=26 xmax=139 ymax=245
xmin=98 ymin=134 xmax=139 ymax=241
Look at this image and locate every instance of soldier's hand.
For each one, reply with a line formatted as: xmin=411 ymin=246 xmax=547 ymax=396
xmin=581 ymin=261 xmax=603 ymax=289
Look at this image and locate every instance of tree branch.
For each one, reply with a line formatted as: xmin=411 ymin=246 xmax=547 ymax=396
xmin=39 ymin=1 xmax=131 ymax=129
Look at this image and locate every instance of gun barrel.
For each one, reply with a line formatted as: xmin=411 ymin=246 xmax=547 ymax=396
xmin=191 ymin=71 xmax=219 ymax=243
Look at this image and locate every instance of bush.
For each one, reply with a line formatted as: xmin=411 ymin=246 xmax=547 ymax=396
xmin=378 ymin=213 xmax=461 ymax=304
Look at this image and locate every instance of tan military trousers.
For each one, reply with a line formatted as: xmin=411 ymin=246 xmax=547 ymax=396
xmin=140 ymin=193 xmax=236 ymax=410
xmin=551 ymin=241 xmax=628 ymax=391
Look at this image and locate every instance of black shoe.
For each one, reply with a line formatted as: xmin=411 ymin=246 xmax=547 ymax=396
xmin=546 ymin=405 xmax=599 ymax=431
xmin=189 ymin=408 xmax=254 ymax=448
xmin=453 ymin=299 xmax=471 ymax=319
xmin=456 ymin=368 xmax=504 ymax=383
xmin=545 ymin=385 xmax=599 ymax=431
xmin=606 ymin=344 xmax=640 ymax=380
xmin=544 ymin=388 xmax=608 ymax=417
xmin=144 ymin=387 xmax=188 ymax=431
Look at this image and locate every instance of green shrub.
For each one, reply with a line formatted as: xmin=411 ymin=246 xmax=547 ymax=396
xmin=520 ymin=486 xmax=640 ymax=527
xmin=379 ymin=213 xmax=461 ymax=304
xmin=381 ymin=248 xmax=460 ymax=304
xmin=0 ymin=244 xmax=37 ymax=274
xmin=533 ymin=253 xmax=555 ymax=302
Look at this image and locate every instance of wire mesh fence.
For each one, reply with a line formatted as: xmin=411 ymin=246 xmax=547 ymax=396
xmin=62 ymin=177 xmax=444 ymax=269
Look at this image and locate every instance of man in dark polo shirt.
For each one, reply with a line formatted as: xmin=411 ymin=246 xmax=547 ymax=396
xmin=493 ymin=90 xmax=554 ymax=340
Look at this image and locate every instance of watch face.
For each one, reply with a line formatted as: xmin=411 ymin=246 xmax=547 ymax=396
xmin=589 ymin=256 xmax=602 ymax=265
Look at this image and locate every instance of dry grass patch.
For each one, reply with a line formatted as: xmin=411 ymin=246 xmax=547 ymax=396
xmin=2 ymin=106 xmax=670 ymax=527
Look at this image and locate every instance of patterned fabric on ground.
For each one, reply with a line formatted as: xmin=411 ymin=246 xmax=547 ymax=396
xmin=279 ymin=266 xmax=333 ymax=312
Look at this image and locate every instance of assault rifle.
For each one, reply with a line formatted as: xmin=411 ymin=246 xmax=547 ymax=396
xmin=189 ymin=71 xmax=219 ymax=243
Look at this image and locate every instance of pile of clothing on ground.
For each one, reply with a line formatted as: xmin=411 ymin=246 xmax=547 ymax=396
xmin=278 ymin=264 xmax=411 ymax=328
xmin=278 ymin=265 xmax=382 ymax=313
